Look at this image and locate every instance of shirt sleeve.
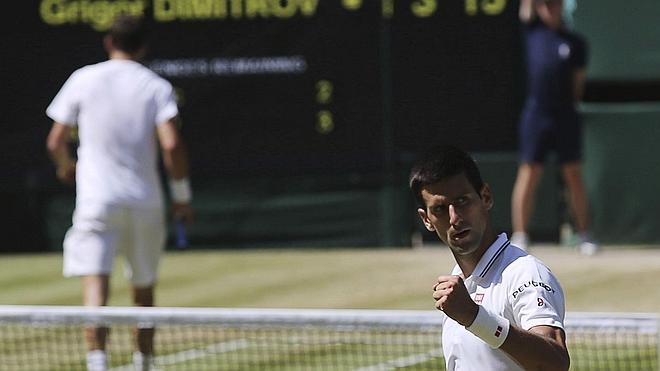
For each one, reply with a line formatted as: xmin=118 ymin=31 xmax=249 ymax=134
xmin=507 ymin=256 xmax=566 ymax=331
xmin=153 ymin=78 xmax=179 ymax=126
xmin=46 ymin=70 xmax=82 ymax=126
xmin=570 ymin=33 xmax=588 ymax=69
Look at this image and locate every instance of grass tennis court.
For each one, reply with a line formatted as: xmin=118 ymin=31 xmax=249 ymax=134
xmin=0 ymin=245 xmax=658 ymax=370
xmin=1 ymin=307 xmax=657 ymax=370
xmin=2 ymin=323 xmax=446 ymax=370
xmin=1 ymin=245 xmax=659 ymax=312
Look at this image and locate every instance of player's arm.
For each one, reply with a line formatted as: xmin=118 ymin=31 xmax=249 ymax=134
xmin=157 ymin=116 xmax=193 ymax=224
xmin=500 ymin=324 xmax=569 ymax=371
xmin=433 ymin=275 xmax=569 ymax=371
xmin=519 ymin=0 xmax=536 ymax=23
xmin=573 ymin=67 xmax=587 ymax=103
xmin=46 ymin=122 xmax=76 ymax=184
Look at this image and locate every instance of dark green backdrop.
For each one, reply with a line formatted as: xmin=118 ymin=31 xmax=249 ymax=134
xmin=3 ymin=0 xmax=660 ymax=251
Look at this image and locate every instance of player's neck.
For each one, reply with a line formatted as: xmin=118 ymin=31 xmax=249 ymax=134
xmin=454 ymin=230 xmax=497 ymax=278
xmin=108 ymin=49 xmax=143 ymax=62
xmin=454 ymin=256 xmax=478 ymax=278
xmin=109 ymin=51 xmax=136 ymax=61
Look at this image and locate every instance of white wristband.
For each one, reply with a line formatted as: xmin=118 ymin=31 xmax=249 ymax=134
xmin=169 ymin=177 xmax=192 ymax=203
xmin=466 ymin=306 xmax=510 ymax=348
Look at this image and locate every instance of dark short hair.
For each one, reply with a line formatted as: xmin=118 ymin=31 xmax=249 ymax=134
xmin=108 ymin=14 xmax=148 ymax=54
xmin=409 ymin=145 xmax=484 ymax=209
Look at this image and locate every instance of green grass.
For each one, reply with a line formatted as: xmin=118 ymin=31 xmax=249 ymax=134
xmin=0 ymin=246 xmax=658 ymax=370
xmin=1 ymin=246 xmax=660 ymax=312
xmin=2 ymin=323 xmax=656 ymax=370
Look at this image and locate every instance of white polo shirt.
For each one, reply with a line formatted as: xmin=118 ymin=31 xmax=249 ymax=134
xmin=47 ymin=59 xmax=179 ymax=209
xmin=442 ymin=233 xmax=565 ymax=370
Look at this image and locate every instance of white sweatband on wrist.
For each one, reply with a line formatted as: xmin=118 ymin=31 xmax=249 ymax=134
xmin=169 ymin=177 xmax=192 ymax=203
xmin=466 ymin=306 xmax=510 ymax=348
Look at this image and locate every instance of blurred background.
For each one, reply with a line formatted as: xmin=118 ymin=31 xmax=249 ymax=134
xmin=3 ymin=0 xmax=660 ymax=252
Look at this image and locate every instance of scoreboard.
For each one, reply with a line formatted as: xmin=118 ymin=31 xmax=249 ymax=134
xmin=3 ymin=0 xmax=522 ymax=249
xmin=6 ymin=0 xmax=522 ymax=180
xmin=143 ymin=1 xmax=387 ymax=178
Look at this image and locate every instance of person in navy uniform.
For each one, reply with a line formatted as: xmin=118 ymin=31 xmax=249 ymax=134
xmin=511 ymin=0 xmax=598 ymax=255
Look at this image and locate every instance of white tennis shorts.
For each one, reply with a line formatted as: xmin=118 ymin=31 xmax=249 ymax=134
xmin=63 ymin=203 xmax=166 ymax=287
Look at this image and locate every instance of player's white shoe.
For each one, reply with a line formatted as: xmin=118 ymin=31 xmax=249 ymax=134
xmin=511 ymin=232 xmax=529 ymax=252
xmin=578 ymin=232 xmax=600 ymax=256
xmin=579 ymin=240 xmax=599 ymax=256
xmin=87 ymin=350 xmax=108 ymax=371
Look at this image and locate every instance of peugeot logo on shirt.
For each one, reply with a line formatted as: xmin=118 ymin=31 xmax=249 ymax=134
xmin=511 ymin=280 xmax=556 ymax=299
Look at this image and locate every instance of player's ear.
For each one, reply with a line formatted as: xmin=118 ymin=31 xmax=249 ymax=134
xmin=480 ymin=183 xmax=494 ymax=211
xmin=417 ymin=208 xmax=435 ymax=231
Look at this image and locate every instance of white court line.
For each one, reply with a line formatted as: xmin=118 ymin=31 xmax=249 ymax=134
xmin=109 ymin=339 xmax=251 ymax=370
xmin=354 ymin=348 xmax=444 ymax=371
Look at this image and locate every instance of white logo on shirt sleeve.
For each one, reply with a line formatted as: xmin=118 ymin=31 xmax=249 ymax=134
xmin=558 ymin=43 xmax=571 ymax=59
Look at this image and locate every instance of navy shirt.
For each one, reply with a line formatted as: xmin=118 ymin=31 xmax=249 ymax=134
xmin=523 ymin=20 xmax=588 ymax=111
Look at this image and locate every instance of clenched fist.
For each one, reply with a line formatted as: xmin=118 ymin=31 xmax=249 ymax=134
xmin=432 ymin=275 xmax=479 ymax=327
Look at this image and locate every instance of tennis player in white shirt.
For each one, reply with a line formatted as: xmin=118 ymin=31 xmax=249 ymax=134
xmin=46 ymin=14 xmax=193 ymax=371
xmin=409 ymin=145 xmax=569 ymax=370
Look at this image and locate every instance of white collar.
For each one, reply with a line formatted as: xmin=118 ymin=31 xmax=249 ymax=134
xmin=451 ymin=233 xmax=510 ymax=281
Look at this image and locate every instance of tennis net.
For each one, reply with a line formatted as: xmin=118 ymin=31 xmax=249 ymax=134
xmin=0 ymin=306 xmax=657 ymax=370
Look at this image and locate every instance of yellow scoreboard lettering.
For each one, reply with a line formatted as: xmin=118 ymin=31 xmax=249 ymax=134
xmin=40 ymin=0 xmax=505 ymax=29
xmin=188 ymin=0 xmax=224 ymax=19
xmin=316 ymin=110 xmax=334 ymax=135
xmin=298 ymin=0 xmax=319 ymax=16
xmin=153 ymin=0 xmax=318 ymax=21
xmin=315 ymin=80 xmax=333 ymax=105
xmin=269 ymin=0 xmax=299 ymax=18
xmin=465 ymin=0 xmax=507 ymax=16
xmin=481 ymin=0 xmax=506 ymax=15
xmin=245 ymin=0 xmax=268 ymax=19
xmin=341 ymin=0 xmax=362 ymax=11
xmin=381 ymin=0 xmax=394 ymax=18
xmin=40 ymin=0 xmax=146 ymax=30
xmin=153 ymin=0 xmax=229 ymax=21
xmin=229 ymin=0 xmax=242 ymax=18
xmin=153 ymin=0 xmax=178 ymax=21
xmin=411 ymin=0 xmax=436 ymax=18
xmin=464 ymin=0 xmax=478 ymax=15
xmin=40 ymin=0 xmax=67 ymax=25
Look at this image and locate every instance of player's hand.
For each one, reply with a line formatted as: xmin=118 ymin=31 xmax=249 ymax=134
xmin=432 ymin=275 xmax=479 ymax=326
xmin=56 ymin=163 xmax=76 ymax=185
xmin=171 ymin=202 xmax=193 ymax=225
